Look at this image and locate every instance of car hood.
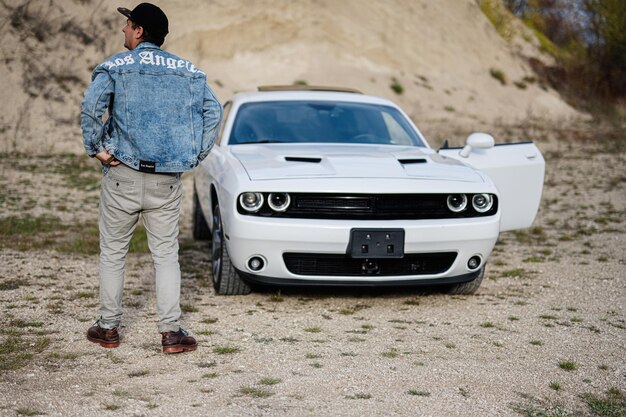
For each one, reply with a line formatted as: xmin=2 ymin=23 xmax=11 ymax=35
xmin=230 ymin=144 xmax=483 ymax=182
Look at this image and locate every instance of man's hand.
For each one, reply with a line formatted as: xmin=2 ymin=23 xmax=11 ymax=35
xmin=95 ymin=149 xmax=120 ymax=166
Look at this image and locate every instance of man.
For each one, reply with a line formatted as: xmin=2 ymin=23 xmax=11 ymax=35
xmin=81 ymin=3 xmax=222 ymax=354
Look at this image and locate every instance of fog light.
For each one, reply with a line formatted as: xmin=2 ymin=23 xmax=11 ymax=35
xmin=447 ymin=194 xmax=468 ymax=212
xmin=239 ymin=192 xmax=264 ymax=212
xmin=268 ymin=192 xmax=291 ymax=212
xmin=472 ymin=193 xmax=494 ymax=213
xmin=467 ymin=256 xmax=481 ymax=270
xmin=248 ymin=256 xmax=265 ymax=271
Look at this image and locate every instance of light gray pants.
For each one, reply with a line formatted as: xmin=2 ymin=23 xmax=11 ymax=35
xmin=97 ymin=163 xmax=182 ymax=333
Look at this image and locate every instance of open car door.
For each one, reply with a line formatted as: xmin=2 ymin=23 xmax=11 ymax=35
xmin=439 ymin=136 xmax=545 ymax=232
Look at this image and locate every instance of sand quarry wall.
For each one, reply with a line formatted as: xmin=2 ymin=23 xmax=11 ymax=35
xmin=0 ymin=0 xmax=581 ymax=154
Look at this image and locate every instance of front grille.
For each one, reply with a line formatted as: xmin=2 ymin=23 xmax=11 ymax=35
xmin=283 ymin=252 xmax=457 ymax=276
xmin=238 ymin=193 xmax=497 ymax=219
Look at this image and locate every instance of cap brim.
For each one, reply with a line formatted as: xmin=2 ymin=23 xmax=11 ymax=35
xmin=117 ymin=7 xmax=132 ymax=19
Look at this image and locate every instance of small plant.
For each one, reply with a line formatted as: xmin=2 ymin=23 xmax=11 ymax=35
xmin=549 ymin=382 xmax=561 ymax=391
xmin=268 ymin=293 xmax=284 ymax=302
xmin=213 ymin=346 xmax=240 ymax=354
xmin=581 ymin=388 xmax=625 ymax=417
xmin=390 ymin=77 xmax=404 ymax=95
xmin=382 ymin=349 xmax=399 ymax=358
xmin=201 ymin=317 xmax=218 ymax=324
xmin=408 ymin=390 xmax=431 ymax=397
xmin=181 ymin=304 xmax=198 ymax=313
xmin=501 ymin=268 xmax=530 ymax=278
xmin=480 ymin=321 xmax=495 ymax=328
xmin=128 ymin=369 xmax=149 ymax=378
xmin=346 ymin=393 xmax=372 ymax=400
xmin=33 ymin=337 xmax=50 ymax=353
xmin=529 ymin=340 xmax=543 ymax=346
xmin=112 ymin=389 xmax=129 ymax=397
xmin=16 ymin=408 xmax=42 ymax=416
xmin=339 ymin=304 xmax=370 ymax=315
xmin=305 ymin=353 xmax=322 ymax=359
xmin=508 ymin=316 xmax=520 ymax=321
xmin=523 ymin=256 xmax=545 ymax=263
xmin=559 ymin=360 xmax=578 ymax=371
xmin=490 ymin=68 xmax=507 ymax=85
xmin=304 ymin=327 xmax=321 ymax=333
xmin=259 ymin=377 xmax=282 ymax=386
xmin=239 ymin=386 xmax=274 ymax=398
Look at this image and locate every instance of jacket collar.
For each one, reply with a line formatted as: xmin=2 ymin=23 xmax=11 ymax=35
xmin=134 ymin=41 xmax=161 ymax=50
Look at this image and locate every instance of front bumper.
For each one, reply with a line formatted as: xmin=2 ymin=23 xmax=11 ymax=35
xmin=224 ymin=213 xmax=500 ymax=284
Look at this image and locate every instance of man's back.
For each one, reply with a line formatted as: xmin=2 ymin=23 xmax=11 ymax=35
xmin=81 ymin=42 xmax=221 ymax=173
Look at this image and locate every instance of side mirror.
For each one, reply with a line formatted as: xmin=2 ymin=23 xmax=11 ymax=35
xmin=459 ymin=132 xmax=495 ymax=158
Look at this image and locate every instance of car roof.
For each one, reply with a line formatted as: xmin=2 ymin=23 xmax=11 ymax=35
xmin=229 ymin=87 xmax=400 ymax=107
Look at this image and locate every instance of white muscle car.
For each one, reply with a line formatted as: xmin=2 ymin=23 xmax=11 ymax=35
xmin=193 ymin=86 xmax=544 ymax=295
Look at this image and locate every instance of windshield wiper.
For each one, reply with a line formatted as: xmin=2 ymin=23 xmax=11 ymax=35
xmin=235 ymin=139 xmax=286 ymax=144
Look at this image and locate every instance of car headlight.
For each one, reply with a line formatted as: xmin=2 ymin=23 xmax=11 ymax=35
xmin=268 ymin=192 xmax=291 ymax=212
xmin=472 ymin=194 xmax=493 ymax=213
xmin=239 ymin=192 xmax=264 ymax=212
xmin=447 ymin=194 xmax=467 ymax=212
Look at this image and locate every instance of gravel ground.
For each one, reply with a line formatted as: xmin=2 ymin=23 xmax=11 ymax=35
xmin=0 ymin=125 xmax=624 ymax=416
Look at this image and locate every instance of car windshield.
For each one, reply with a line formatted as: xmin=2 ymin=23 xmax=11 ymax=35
xmin=228 ymin=101 xmax=425 ymax=147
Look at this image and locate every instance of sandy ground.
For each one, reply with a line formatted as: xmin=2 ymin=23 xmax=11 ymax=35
xmin=0 ymin=124 xmax=624 ymax=416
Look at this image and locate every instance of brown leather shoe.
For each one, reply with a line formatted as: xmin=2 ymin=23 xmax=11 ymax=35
xmin=161 ymin=328 xmax=197 ymax=354
xmin=87 ymin=324 xmax=120 ymax=348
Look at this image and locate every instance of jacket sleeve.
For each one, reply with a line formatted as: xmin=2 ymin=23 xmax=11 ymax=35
xmin=198 ymin=84 xmax=223 ymax=162
xmin=81 ymin=67 xmax=114 ymax=157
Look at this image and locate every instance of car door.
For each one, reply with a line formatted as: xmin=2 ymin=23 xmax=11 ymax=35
xmin=439 ymin=141 xmax=545 ymax=232
xmin=196 ymin=101 xmax=233 ymax=224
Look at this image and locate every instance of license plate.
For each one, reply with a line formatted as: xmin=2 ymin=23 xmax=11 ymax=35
xmin=348 ymin=229 xmax=405 ymax=259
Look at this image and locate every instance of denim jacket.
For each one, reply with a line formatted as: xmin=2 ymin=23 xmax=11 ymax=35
xmin=81 ymin=42 xmax=222 ymax=172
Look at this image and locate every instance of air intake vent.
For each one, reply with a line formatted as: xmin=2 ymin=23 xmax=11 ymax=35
xmin=283 ymin=252 xmax=457 ymax=276
xmin=285 ymin=156 xmax=322 ymax=163
xmin=398 ymin=158 xmax=427 ymax=164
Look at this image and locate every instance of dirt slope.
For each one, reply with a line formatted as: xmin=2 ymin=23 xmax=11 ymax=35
xmin=0 ymin=0 xmax=580 ymax=154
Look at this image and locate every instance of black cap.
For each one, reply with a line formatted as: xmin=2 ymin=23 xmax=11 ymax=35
xmin=118 ymin=3 xmax=168 ymax=38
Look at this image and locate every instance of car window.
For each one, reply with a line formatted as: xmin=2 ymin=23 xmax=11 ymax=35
xmin=228 ymin=101 xmax=425 ymax=147
xmin=216 ymin=101 xmax=232 ymax=146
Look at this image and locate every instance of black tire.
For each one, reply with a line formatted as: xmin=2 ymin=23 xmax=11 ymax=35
xmin=192 ymin=187 xmax=211 ymax=241
xmin=447 ymin=266 xmax=485 ymax=295
xmin=211 ymin=204 xmax=252 ymax=295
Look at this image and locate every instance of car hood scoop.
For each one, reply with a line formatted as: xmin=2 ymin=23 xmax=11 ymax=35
xmin=231 ymin=144 xmax=483 ymax=182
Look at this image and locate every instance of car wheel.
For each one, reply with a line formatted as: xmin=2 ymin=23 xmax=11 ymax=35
xmin=211 ymin=204 xmax=252 ymax=295
xmin=447 ymin=266 xmax=485 ymax=295
xmin=192 ymin=187 xmax=211 ymax=241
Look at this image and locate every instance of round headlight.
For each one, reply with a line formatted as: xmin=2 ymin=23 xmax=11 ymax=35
xmin=268 ymin=192 xmax=291 ymax=212
xmin=239 ymin=192 xmax=264 ymax=212
xmin=447 ymin=194 xmax=468 ymax=212
xmin=472 ymin=194 xmax=493 ymax=213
